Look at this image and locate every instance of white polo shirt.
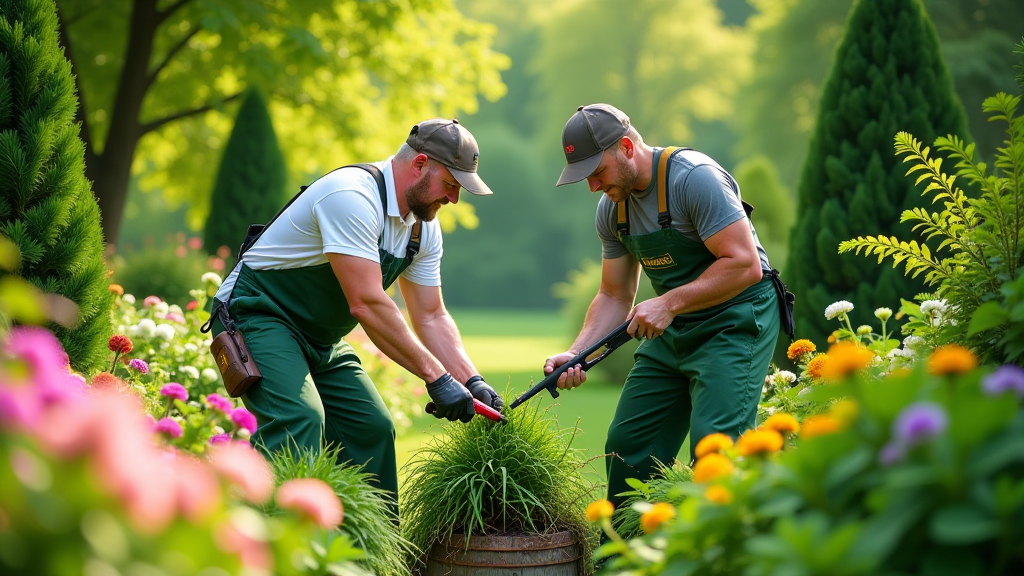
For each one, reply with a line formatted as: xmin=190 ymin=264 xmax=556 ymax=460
xmin=235 ymin=157 xmax=443 ymax=286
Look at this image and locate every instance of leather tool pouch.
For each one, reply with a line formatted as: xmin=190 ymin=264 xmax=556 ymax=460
xmin=206 ymin=304 xmax=262 ymax=398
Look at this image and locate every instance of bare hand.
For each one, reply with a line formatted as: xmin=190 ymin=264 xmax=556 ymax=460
xmin=543 ymin=351 xmax=587 ymax=390
xmin=627 ymin=297 xmax=674 ymax=340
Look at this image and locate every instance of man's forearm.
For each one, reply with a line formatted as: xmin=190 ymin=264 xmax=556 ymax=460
xmin=409 ymin=311 xmax=477 ymax=384
xmin=660 ymin=257 xmax=761 ymax=316
xmin=350 ymin=296 xmax=446 ymax=383
xmin=570 ymin=290 xmax=633 ymax=354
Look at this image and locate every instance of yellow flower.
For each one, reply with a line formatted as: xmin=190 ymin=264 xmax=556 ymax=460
xmin=806 ymin=354 xmax=831 ymax=380
xmin=640 ymin=502 xmax=676 ymax=533
xmin=108 ymin=284 xmax=124 ymax=296
xmin=800 ymin=415 xmax=841 ymax=440
xmin=693 ymin=453 xmax=735 ymax=483
xmin=827 ymin=333 xmax=838 ymax=344
xmin=705 ymin=485 xmax=733 ymax=505
xmin=585 ymin=499 xmax=614 ymax=522
xmin=694 ymin=433 xmax=734 ymax=459
xmin=760 ymin=413 xmax=800 ymax=435
xmin=736 ymin=429 xmax=784 ymax=456
xmin=926 ymin=344 xmax=978 ymax=376
xmin=830 ymin=399 xmax=859 ymax=426
xmin=787 ymin=339 xmax=816 ymax=361
xmin=821 ymin=342 xmax=875 ymax=380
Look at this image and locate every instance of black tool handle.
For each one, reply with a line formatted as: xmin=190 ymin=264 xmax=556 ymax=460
xmin=507 ymin=321 xmax=634 ymax=410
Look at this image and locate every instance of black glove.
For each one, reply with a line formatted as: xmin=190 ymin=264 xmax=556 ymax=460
xmin=465 ymin=375 xmax=503 ymax=412
xmin=425 ymin=373 xmax=474 ymax=423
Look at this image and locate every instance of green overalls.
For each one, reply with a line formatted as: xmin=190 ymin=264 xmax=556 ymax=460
xmin=211 ymin=165 xmax=421 ymax=499
xmin=605 ymin=147 xmax=781 ymax=510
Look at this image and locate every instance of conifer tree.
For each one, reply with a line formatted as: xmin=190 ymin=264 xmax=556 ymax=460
xmin=0 ymin=0 xmax=112 ymax=371
xmin=203 ymin=89 xmax=287 ymax=260
xmin=785 ymin=0 xmax=969 ymax=344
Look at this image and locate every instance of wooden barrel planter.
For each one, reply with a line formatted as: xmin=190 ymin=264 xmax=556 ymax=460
xmin=425 ymin=531 xmax=582 ymax=576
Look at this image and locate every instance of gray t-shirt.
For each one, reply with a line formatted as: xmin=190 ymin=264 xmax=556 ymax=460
xmin=597 ymin=148 xmax=771 ymax=270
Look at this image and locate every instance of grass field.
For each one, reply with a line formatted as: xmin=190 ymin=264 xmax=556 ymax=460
xmin=394 ymin=308 xmax=691 ymax=489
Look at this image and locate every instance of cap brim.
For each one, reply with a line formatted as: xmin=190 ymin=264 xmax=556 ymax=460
xmin=450 ymin=168 xmax=493 ymax=196
xmin=556 ymin=153 xmax=603 ymax=186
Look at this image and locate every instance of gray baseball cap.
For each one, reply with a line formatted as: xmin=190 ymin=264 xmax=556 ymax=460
xmin=556 ymin=104 xmax=630 ymax=186
xmin=406 ymin=118 xmax=493 ymax=196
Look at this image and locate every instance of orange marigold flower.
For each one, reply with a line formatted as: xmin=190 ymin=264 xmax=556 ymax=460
xmin=800 ymin=415 xmax=841 ymax=440
xmin=830 ymin=399 xmax=859 ymax=426
xmin=705 ymin=485 xmax=733 ymax=505
xmin=586 ymin=499 xmax=614 ymax=522
xmin=694 ymin=433 xmax=734 ymax=459
xmin=807 ymin=354 xmax=831 ymax=380
xmin=761 ymin=413 xmax=800 ymax=435
xmin=693 ymin=453 xmax=735 ymax=483
xmin=640 ymin=502 xmax=676 ymax=533
xmin=108 ymin=284 xmax=124 ymax=296
xmin=90 ymin=372 xmax=125 ymax=391
xmin=787 ymin=339 xmax=816 ymax=361
xmin=821 ymin=342 xmax=875 ymax=380
xmin=736 ymin=429 xmax=784 ymax=456
xmin=107 ymin=334 xmax=133 ymax=354
xmin=827 ymin=333 xmax=838 ymax=344
xmin=927 ymin=344 xmax=978 ymax=376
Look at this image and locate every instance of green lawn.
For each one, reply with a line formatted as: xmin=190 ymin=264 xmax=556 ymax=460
xmin=395 ymin=308 xmax=691 ymax=489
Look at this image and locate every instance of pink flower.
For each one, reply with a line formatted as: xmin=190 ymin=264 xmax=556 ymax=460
xmin=230 ymin=407 xmax=258 ymax=434
xmin=160 ymin=383 xmax=188 ymax=402
xmin=216 ymin=245 xmax=231 ymax=259
xmin=164 ymin=312 xmax=186 ymax=323
xmin=215 ymin=517 xmax=272 ymax=570
xmin=143 ymin=296 xmax=162 ymax=308
xmin=174 ymin=246 xmax=187 ymax=258
xmin=154 ymin=417 xmax=183 ymax=438
xmin=209 ymin=433 xmax=231 ymax=445
xmin=172 ymin=455 xmax=221 ymax=523
xmin=186 ymin=300 xmax=199 ymax=311
xmin=205 ymin=393 xmax=233 ymax=415
xmin=128 ymin=359 xmax=149 ymax=374
xmin=188 ymin=237 xmax=203 ymax=250
xmin=275 ymin=478 xmax=344 ymax=529
xmin=208 ymin=443 xmax=274 ymax=504
xmin=208 ymin=257 xmax=226 ymax=271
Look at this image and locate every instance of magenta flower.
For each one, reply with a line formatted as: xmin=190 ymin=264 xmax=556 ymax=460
xmin=893 ymin=402 xmax=948 ymax=446
xmin=209 ymin=433 xmax=231 ymax=445
xmin=164 ymin=312 xmax=186 ymax=323
xmin=205 ymin=393 xmax=233 ymax=415
xmin=128 ymin=359 xmax=149 ymax=374
xmin=160 ymin=383 xmax=188 ymax=402
xmin=143 ymin=296 xmax=162 ymax=308
xmin=981 ymin=365 xmax=1024 ymax=398
xmin=230 ymin=407 xmax=258 ymax=434
xmin=154 ymin=417 xmax=183 ymax=438
xmin=275 ymin=478 xmax=344 ymax=529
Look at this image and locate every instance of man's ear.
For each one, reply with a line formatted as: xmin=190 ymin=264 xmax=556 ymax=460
xmin=619 ymin=136 xmax=635 ymax=158
xmin=411 ymin=153 xmax=430 ymax=176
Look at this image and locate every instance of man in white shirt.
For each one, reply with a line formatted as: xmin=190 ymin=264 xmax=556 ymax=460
xmin=210 ymin=119 xmax=502 ymax=500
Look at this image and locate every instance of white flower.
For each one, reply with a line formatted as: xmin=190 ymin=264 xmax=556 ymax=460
xmin=771 ymin=370 xmax=797 ymax=386
xmin=169 ymin=304 xmax=183 ymax=315
xmin=126 ymin=325 xmax=140 ymax=337
xmin=798 ymin=387 xmax=812 ymax=397
xmin=213 ymin=425 xmax=225 ymax=435
xmin=179 ymin=366 xmax=200 ymax=380
xmin=154 ymin=301 xmax=169 ymax=315
xmin=903 ymin=335 xmax=924 ymax=349
xmin=184 ymin=343 xmax=198 ymax=353
xmin=201 ymin=368 xmax=219 ymax=383
xmin=123 ymin=294 xmax=136 ymax=305
xmin=920 ymin=300 xmax=947 ymax=315
xmin=201 ymin=272 xmax=223 ymax=287
xmin=764 ymin=406 xmax=777 ymax=415
xmin=155 ymin=323 xmax=176 ymax=341
xmin=856 ymin=325 xmax=872 ymax=336
xmin=136 ymin=318 xmax=156 ymax=339
xmin=874 ymin=307 xmax=893 ymax=321
xmin=824 ymin=300 xmax=854 ymax=320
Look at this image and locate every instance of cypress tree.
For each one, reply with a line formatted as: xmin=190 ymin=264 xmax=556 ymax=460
xmin=0 ymin=0 xmax=112 ymax=371
xmin=785 ymin=0 xmax=969 ymax=344
xmin=203 ymin=89 xmax=287 ymax=259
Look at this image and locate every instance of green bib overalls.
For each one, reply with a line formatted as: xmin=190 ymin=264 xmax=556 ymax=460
xmin=212 ymin=165 xmax=420 ymax=499
xmin=605 ymin=148 xmax=780 ymax=510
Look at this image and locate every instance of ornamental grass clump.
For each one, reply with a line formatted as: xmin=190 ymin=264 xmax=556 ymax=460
xmin=614 ymin=461 xmax=693 ymax=538
xmin=265 ymin=443 xmax=415 ymax=576
xmin=401 ymin=403 xmax=595 ymax=571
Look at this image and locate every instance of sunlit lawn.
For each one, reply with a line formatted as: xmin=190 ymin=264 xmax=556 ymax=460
xmin=395 ymin=308 xmax=691 ymax=491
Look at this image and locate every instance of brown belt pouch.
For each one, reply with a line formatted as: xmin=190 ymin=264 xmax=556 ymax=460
xmin=208 ymin=304 xmax=262 ymax=398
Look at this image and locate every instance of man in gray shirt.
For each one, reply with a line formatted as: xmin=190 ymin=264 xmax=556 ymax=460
xmin=543 ymin=104 xmax=784 ymax=515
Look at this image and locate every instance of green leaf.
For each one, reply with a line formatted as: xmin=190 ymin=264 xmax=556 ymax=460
xmin=967 ymin=301 xmax=1008 ymax=335
xmin=625 ymin=477 xmax=651 ymax=496
xmin=967 ymin=434 xmax=1024 ymax=479
xmin=928 ymin=504 xmax=997 ymax=544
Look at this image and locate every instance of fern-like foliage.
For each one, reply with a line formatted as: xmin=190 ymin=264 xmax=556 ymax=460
xmin=840 ymin=89 xmax=1024 ymax=362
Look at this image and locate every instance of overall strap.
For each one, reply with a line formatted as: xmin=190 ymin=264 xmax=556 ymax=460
xmin=406 ymin=220 xmax=422 ymax=259
xmin=656 ymin=146 xmax=686 ymax=229
xmin=616 ymin=202 xmax=630 ymax=237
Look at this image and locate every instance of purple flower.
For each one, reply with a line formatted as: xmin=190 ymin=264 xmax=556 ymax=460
xmin=209 ymin=433 xmax=231 ymax=445
xmin=128 ymin=358 xmax=149 ymax=374
xmin=879 ymin=441 xmax=906 ymax=466
xmin=159 ymin=383 xmax=188 ymax=402
xmin=154 ymin=417 xmax=183 ymax=438
xmin=205 ymin=393 xmax=233 ymax=415
xmin=893 ymin=402 xmax=948 ymax=446
xmin=981 ymin=365 xmax=1024 ymax=398
xmin=230 ymin=407 xmax=258 ymax=434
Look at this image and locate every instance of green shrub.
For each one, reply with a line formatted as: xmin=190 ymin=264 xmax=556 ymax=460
xmin=109 ymin=242 xmax=214 ymax=307
xmin=401 ymin=401 xmax=596 ymax=573
xmin=613 ymin=461 xmax=693 ymax=539
xmin=732 ymin=155 xmax=794 ymax=276
xmin=0 ymin=0 xmax=113 ymax=371
xmin=266 ymin=443 xmax=416 ymax=576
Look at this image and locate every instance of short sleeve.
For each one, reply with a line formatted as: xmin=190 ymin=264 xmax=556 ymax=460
xmin=401 ymin=221 xmax=442 ymax=286
xmin=314 ymin=188 xmax=382 ymax=262
xmin=678 ymin=164 xmax=746 ymax=241
xmin=596 ymin=197 xmax=629 ymax=260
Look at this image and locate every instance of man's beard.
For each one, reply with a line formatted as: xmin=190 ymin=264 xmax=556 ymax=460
xmin=611 ymin=153 xmax=638 ymax=197
xmin=406 ymin=173 xmax=443 ymax=221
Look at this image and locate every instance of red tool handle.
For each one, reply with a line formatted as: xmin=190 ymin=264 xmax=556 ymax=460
xmin=424 ymin=398 xmax=506 ymax=423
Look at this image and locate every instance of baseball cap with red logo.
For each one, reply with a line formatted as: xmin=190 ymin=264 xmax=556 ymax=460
xmin=407 ymin=118 xmax=493 ymax=195
xmin=556 ymin=104 xmax=631 ymax=186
